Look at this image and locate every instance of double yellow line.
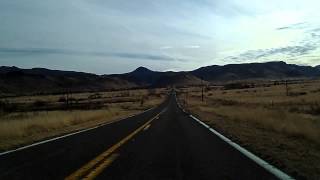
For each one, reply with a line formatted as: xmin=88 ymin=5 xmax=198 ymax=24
xmin=65 ymin=110 xmax=164 ymax=180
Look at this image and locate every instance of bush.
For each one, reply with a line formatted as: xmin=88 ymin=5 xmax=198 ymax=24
xmin=0 ymin=100 xmax=18 ymax=112
xmin=0 ymin=100 xmax=6 ymax=110
xmin=224 ymin=83 xmax=254 ymax=90
xmin=33 ymin=100 xmax=47 ymax=107
xmin=88 ymin=93 xmax=102 ymax=99
xmin=289 ymin=106 xmax=300 ymax=113
xmin=148 ymin=88 xmax=156 ymax=95
xmin=289 ymin=92 xmax=307 ymax=97
xmin=58 ymin=96 xmax=66 ymax=103
xmin=309 ymin=103 xmax=320 ymax=115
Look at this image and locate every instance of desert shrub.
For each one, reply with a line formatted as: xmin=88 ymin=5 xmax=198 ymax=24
xmin=156 ymin=93 xmax=162 ymax=97
xmin=88 ymin=93 xmax=102 ymax=99
xmin=119 ymin=91 xmax=130 ymax=97
xmin=273 ymin=81 xmax=280 ymax=85
xmin=0 ymin=100 xmax=18 ymax=112
xmin=216 ymin=99 xmax=238 ymax=106
xmin=310 ymin=89 xmax=320 ymax=93
xmin=289 ymin=92 xmax=307 ymax=97
xmin=87 ymin=101 xmax=104 ymax=110
xmin=33 ymin=100 xmax=47 ymax=107
xmin=308 ymin=103 xmax=320 ymax=115
xmin=120 ymin=104 xmax=131 ymax=110
xmin=140 ymin=96 xmax=145 ymax=107
xmin=289 ymin=106 xmax=300 ymax=113
xmin=148 ymin=88 xmax=156 ymax=95
xmin=0 ymin=100 xmax=6 ymax=114
xmin=58 ymin=96 xmax=66 ymax=103
xmin=0 ymin=100 xmax=6 ymax=110
xmin=224 ymin=83 xmax=254 ymax=90
xmin=68 ymin=97 xmax=76 ymax=102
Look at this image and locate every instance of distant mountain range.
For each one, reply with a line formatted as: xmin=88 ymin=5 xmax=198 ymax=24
xmin=1 ymin=61 xmax=319 ymax=96
xmin=192 ymin=61 xmax=320 ymax=81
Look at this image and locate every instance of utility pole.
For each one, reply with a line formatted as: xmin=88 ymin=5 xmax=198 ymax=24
xmin=201 ymin=77 xmax=204 ymax=102
xmin=285 ymin=80 xmax=289 ymax=96
xmin=185 ymin=91 xmax=188 ymax=107
xmin=65 ymin=89 xmax=69 ymax=108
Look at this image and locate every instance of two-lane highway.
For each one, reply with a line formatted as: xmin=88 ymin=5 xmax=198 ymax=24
xmin=0 ymin=93 xmax=287 ymax=179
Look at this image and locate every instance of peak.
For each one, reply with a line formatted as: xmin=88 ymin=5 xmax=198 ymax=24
xmin=266 ymin=61 xmax=287 ymax=64
xmin=133 ymin=66 xmax=152 ymax=72
xmin=31 ymin=67 xmax=48 ymax=70
xmin=136 ymin=66 xmax=150 ymax=70
xmin=0 ymin=66 xmax=19 ymax=69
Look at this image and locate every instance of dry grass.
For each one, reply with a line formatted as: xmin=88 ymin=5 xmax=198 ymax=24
xmin=2 ymin=88 xmax=168 ymax=104
xmin=0 ymin=108 xmax=133 ymax=149
xmin=178 ymin=80 xmax=320 ymax=179
xmin=197 ymin=105 xmax=320 ymax=143
xmin=0 ymin=88 xmax=167 ymax=151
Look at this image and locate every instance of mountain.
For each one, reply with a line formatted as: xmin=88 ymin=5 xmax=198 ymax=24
xmin=0 ymin=66 xmax=201 ymax=96
xmin=152 ymin=72 xmax=203 ymax=87
xmin=191 ymin=61 xmax=320 ymax=81
xmin=109 ymin=67 xmax=202 ymax=87
xmin=109 ymin=66 xmax=160 ymax=86
xmin=0 ymin=61 xmax=319 ymax=96
xmin=0 ymin=66 xmax=137 ymax=96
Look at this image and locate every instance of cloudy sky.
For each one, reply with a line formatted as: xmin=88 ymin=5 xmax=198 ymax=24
xmin=0 ymin=0 xmax=320 ymax=74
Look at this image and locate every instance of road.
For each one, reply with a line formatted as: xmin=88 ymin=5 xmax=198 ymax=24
xmin=0 ymin=93 xmax=283 ymax=180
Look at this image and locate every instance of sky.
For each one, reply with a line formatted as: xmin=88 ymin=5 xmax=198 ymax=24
xmin=0 ymin=0 xmax=320 ymax=74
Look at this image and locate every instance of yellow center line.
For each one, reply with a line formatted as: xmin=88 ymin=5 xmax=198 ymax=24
xmin=143 ymin=124 xmax=151 ymax=131
xmin=65 ymin=110 xmax=164 ymax=180
xmin=83 ymin=153 xmax=119 ymax=180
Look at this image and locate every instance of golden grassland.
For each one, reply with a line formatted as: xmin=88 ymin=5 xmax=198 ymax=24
xmin=3 ymin=89 xmax=161 ymax=104
xmin=0 ymin=88 xmax=167 ymax=151
xmin=177 ymin=80 xmax=320 ymax=179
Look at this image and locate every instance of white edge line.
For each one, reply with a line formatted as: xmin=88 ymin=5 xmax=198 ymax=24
xmin=190 ymin=115 xmax=294 ymax=180
xmin=174 ymin=92 xmax=294 ymax=180
xmin=0 ymin=107 xmax=155 ymax=156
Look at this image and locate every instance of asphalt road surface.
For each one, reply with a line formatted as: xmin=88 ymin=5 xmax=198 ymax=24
xmin=0 ymin=93 xmax=281 ymax=180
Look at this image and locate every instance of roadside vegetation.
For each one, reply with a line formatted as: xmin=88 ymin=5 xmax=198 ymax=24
xmin=0 ymin=88 xmax=167 ymax=151
xmin=177 ymin=79 xmax=320 ymax=180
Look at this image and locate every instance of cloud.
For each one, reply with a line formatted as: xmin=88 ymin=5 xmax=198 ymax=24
xmin=160 ymin=46 xmax=173 ymax=50
xmin=225 ymin=44 xmax=318 ymax=62
xmin=160 ymin=45 xmax=201 ymax=50
xmin=276 ymin=26 xmax=290 ymax=30
xmin=111 ymin=52 xmax=173 ymax=61
xmin=223 ymin=21 xmax=320 ymax=65
xmin=313 ymin=28 xmax=320 ymax=31
xmin=227 ymin=44 xmax=317 ymax=62
xmin=0 ymin=47 xmax=174 ymax=61
xmin=276 ymin=22 xmax=308 ymax=30
xmin=184 ymin=45 xmax=200 ymax=49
